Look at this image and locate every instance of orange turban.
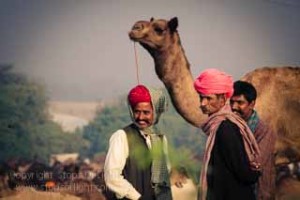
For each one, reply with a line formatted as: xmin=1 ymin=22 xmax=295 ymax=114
xmin=194 ymin=68 xmax=234 ymax=98
xmin=128 ymin=85 xmax=151 ymax=107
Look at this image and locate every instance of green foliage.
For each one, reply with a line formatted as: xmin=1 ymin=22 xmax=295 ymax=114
xmin=81 ymin=97 xmax=131 ymax=157
xmin=168 ymin=145 xmax=201 ymax=182
xmin=157 ymin=100 xmax=205 ymax=183
xmin=0 ymin=65 xmax=87 ymax=163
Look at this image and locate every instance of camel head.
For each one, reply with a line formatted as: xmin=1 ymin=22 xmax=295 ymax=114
xmin=129 ymin=17 xmax=179 ymax=56
xmin=128 ymin=17 xmax=203 ymax=127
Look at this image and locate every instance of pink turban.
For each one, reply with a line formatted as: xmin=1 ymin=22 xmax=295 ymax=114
xmin=128 ymin=85 xmax=151 ymax=107
xmin=194 ymin=68 xmax=234 ymax=98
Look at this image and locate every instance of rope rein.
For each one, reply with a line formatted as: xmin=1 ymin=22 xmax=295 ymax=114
xmin=133 ymin=42 xmax=140 ymax=85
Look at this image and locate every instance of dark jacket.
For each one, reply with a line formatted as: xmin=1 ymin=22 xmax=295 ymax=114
xmin=122 ymin=124 xmax=155 ymax=200
xmin=206 ymin=120 xmax=260 ymax=200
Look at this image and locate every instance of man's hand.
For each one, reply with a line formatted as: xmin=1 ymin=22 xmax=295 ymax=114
xmin=250 ymin=161 xmax=261 ymax=171
xmin=170 ymin=167 xmax=188 ymax=188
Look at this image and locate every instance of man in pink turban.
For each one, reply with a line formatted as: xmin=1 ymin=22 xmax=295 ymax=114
xmin=194 ymin=69 xmax=261 ymax=200
xmin=194 ymin=68 xmax=234 ymax=99
xmin=104 ymin=84 xmax=173 ymax=200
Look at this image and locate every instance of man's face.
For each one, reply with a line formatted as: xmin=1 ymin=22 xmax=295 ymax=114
xmin=199 ymin=94 xmax=225 ymax=115
xmin=230 ymin=95 xmax=255 ymax=120
xmin=132 ymin=102 xmax=154 ymax=129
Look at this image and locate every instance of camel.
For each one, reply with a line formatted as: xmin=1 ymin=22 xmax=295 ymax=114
xmin=128 ymin=17 xmax=300 ymax=157
xmin=129 ymin=17 xmax=203 ymax=127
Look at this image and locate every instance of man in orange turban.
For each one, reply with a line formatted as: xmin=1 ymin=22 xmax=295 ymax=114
xmin=194 ymin=69 xmax=261 ymax=200
xmin=104 ymin=84 xmax=172 ymax=200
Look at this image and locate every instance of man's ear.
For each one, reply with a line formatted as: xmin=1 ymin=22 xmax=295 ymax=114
xmin=222 ymin=96 xmax=227 ymax=105
xmin=217 ymin=94 xmax=227 ymax=105
xmin=250 ymin=100 xmax=256 ymax=109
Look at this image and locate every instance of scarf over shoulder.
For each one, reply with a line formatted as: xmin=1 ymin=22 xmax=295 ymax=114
xmin=199 ymin=104 xmax=261 ymax=200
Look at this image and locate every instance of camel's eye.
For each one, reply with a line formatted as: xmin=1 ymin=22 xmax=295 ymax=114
xmin=154 ymin=26 xmax=164 ymax=35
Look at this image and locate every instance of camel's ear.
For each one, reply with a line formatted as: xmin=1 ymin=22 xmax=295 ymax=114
xmin=150 ymin=17 xmax=154 ymax=22
xmin=168 ymin=17 xmax=178 ymax=32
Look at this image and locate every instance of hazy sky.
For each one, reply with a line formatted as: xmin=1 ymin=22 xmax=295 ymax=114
xmin=0 ymin=0 xmax=299 ymax=101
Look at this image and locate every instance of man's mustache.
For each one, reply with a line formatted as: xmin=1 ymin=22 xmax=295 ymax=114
xmin=200 ymin=106 xmax=208 ymax=111
xmin=136 ymin=120 xmax=149 ymax=123
xmin=232 ymin=109 xmax=242 ymax=115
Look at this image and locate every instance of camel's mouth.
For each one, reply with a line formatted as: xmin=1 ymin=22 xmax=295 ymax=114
xmin=128 ymin=31 xmax=143 ymax=42
xmin=128 ymin=31 xmax=157 ymax=50
xmin=128 ymin=36 xmax=155 ymax=49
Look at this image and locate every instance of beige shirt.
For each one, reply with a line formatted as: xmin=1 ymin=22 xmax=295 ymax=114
xmin=104 ymin=129 xmax=170 ymax=200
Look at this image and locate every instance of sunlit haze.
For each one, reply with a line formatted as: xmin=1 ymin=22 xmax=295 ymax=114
xmin=0 ymin=0 xmax=299 ymax=101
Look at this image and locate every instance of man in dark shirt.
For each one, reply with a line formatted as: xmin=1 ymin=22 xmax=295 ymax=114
xmin=230 ymin=80 xmax=276 ymax=200
xmin=194 ymin=69 xmax=261 ymax=200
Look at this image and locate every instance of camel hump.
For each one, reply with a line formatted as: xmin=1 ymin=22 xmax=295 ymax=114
xmin=241 ymin=66 xmax=300 ymax=97
xmin=242 ymin=66 xmax=300 ymax=83
xmin=241 ymin=66 xmax=300 ymax=138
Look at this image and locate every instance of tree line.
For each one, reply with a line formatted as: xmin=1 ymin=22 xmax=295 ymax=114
xmin=0 ymin=65 xmax=87 ymax=163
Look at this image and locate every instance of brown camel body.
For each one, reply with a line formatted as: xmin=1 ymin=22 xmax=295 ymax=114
xmin=242 ymin=66 xmax=300 ymax=158
xmin=128 ymin=17 xmax=300 ymax=157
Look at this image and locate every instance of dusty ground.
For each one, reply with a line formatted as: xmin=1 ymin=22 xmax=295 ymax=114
xmin=2 ymin=179 xmax=300 ymax=200
xmin=0 ymin=186 xmax=80 ymax=200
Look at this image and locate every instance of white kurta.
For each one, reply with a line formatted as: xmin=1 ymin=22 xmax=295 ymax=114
xmin=104 ymin=129 xmax=170 ymax=200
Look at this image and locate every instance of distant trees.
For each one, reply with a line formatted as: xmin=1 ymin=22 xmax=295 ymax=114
xmin=81 ymin=97 xmax=130 ymax=157
xmin=0 ymin=65 xmax=87 ymax=163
